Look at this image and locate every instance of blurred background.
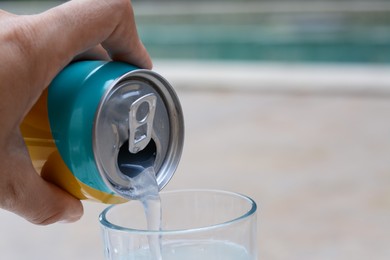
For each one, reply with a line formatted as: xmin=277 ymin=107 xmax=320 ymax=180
xmin=1 ymin=0 xmax=390 ymax=259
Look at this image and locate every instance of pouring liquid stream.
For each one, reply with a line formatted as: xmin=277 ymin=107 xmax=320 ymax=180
xmin=116 ymin=165 xmax=163 ymax=260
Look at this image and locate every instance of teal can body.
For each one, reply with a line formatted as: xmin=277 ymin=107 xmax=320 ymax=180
xmin=21 ymin=61 xmax=184 ymax=203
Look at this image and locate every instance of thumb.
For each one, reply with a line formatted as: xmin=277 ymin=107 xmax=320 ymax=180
xmin=0 ymin=134 xmax=83 ymax=225
xmin=24 ymin=174 xmax=84 ymax=225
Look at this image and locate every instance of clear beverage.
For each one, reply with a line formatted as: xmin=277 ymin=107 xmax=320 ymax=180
xmin=131 ymin=240 xmax=253 ymax=260
xmin=100 ymin=189 xmax=257 ymax=260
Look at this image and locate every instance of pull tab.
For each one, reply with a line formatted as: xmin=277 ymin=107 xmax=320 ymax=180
xmin=128 ymin=93 xmax=157 ymax=154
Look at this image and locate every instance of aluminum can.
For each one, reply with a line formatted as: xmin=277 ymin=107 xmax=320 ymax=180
xmin=20 ymin=61 xmax=184 ymax=203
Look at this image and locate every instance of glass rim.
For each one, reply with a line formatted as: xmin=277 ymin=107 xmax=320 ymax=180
xmin=99 ymin=188 xmax=257 ymax=235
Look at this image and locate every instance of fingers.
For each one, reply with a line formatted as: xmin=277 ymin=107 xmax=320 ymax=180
xmin=0 ymin=132 xmax=83 ymax=225
xmin=72 ymin=45 xmax=111 ymax=62
xmin=0 ymin=0 xmax=152 ymax=102
xmin=35 ymin=0 xmax=152 ymax=71
xmin=96 ymin=0 xmax=153 ymax=68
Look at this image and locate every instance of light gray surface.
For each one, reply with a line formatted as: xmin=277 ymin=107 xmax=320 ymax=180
xmin=1 ymin=61 xmax=390 ymax=259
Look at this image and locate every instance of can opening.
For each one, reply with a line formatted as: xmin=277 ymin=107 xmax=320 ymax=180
xmin=117 ymin=139 xmax=157 ymax=178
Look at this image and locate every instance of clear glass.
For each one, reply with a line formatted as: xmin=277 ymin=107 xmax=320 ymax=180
xmin=99 ymin=189 xmax=257 ymax=260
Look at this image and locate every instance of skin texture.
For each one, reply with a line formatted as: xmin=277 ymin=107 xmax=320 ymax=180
xmin=0 ymin=0 xmax=152 ymax=225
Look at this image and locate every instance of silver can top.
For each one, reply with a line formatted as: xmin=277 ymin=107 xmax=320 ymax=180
xmin=93 ymin=69 xmax=184 ymax=198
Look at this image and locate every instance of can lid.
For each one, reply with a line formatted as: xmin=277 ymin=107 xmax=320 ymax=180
xmin=93 ymin=69 xmax=184 ymax=198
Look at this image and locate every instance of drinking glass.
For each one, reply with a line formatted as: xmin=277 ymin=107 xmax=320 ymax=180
xmin=99 ymin=189 xmax=257 ymax=259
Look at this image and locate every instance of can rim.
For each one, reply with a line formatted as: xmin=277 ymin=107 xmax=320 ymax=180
xmin=93 ymin=65 xmax=185 ymax=197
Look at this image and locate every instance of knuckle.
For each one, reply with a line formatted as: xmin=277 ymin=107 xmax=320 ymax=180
xmin=0 ymin=18 xmax=37 ymax=58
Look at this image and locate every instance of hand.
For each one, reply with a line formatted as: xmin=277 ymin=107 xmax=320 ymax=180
xmin=0 ymin=0 xmax=152 ymax=225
